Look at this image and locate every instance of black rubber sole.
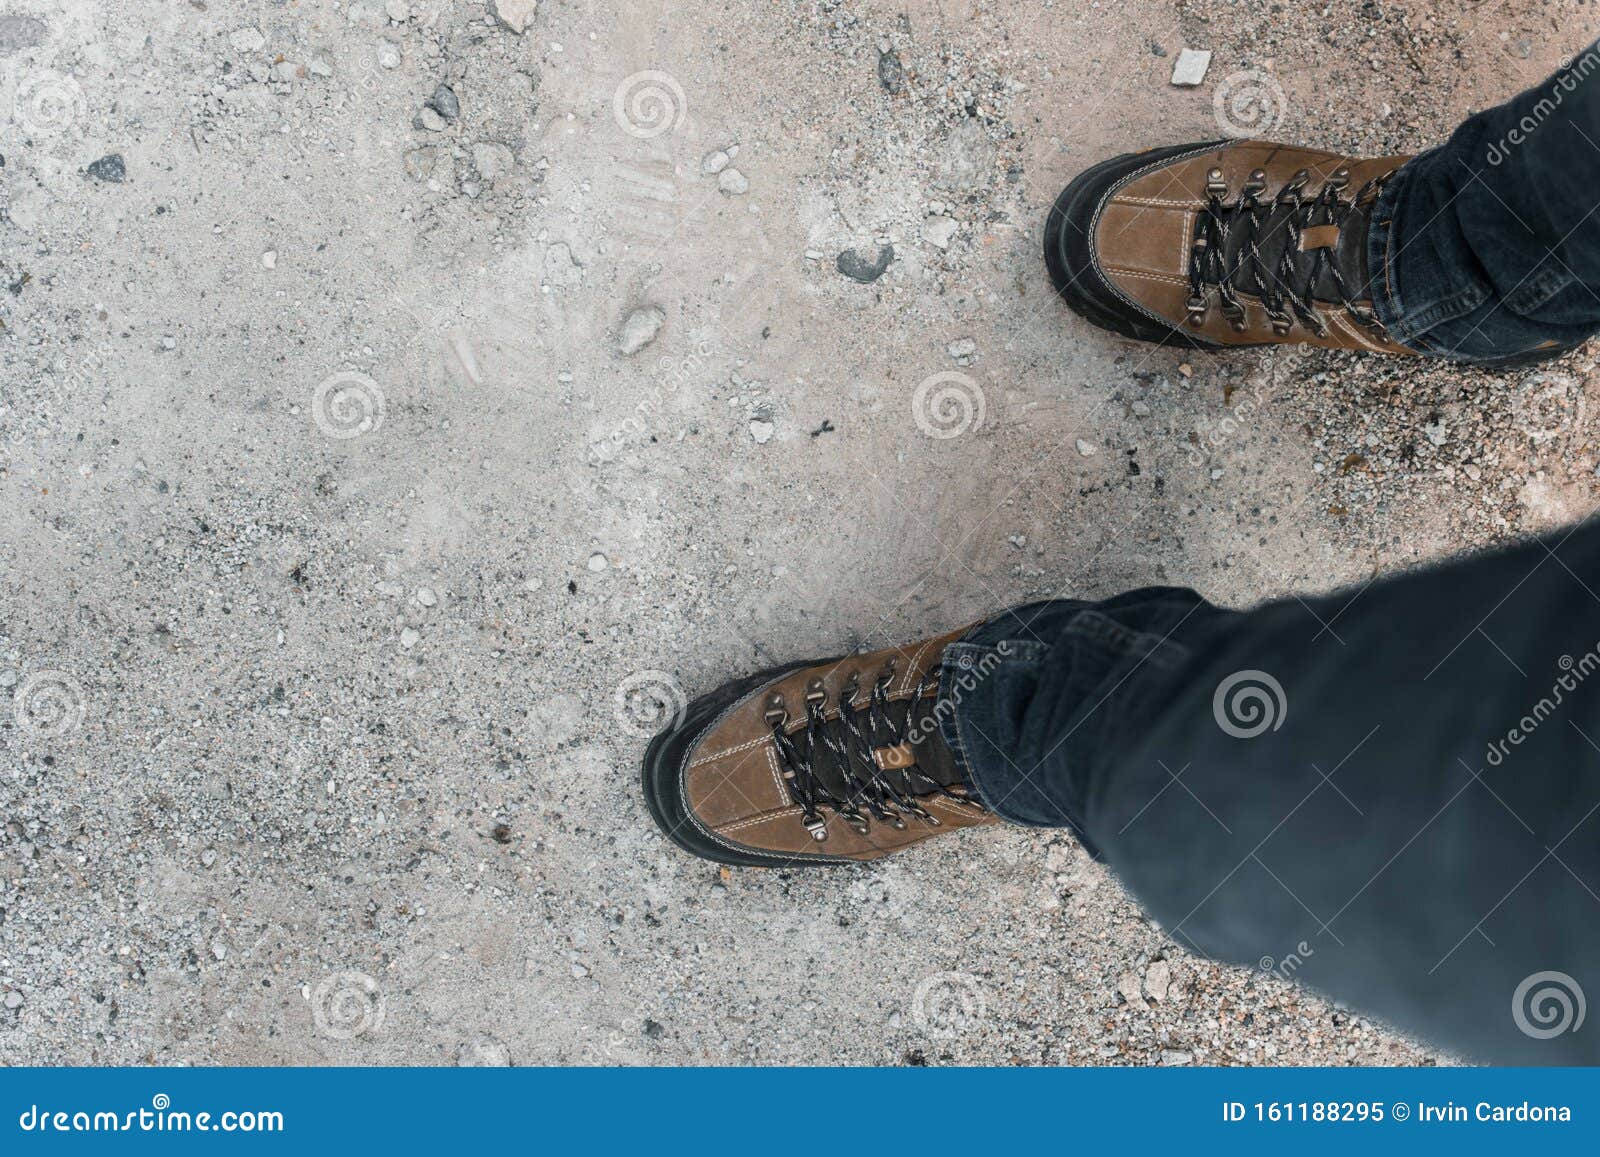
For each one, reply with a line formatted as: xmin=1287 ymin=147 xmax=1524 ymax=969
xmin=641 ymin=656 xmax=854 ymax=868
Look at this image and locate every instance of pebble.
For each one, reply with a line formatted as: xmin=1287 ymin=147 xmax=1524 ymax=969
xmin=701 ymin=149 xmax=730 ymax=175
xmin=717 ymin=168 xmax=749 ymax=195
xmin=571 ymin=962 xmax=591 ymax=978
xmin=1116 ymin=971 xmax=1147 ymax=1010
xmin=416 ymin=106 xmax=447 ymax=133
xmin=1170 ymin=48 xmax=1212 ymax=87
xmin=86 ymin=154 xmax=126 ymax=183
xmin=586 ymin=552 xmax=609 ymax=573
xmin=377 ymin=40 xmax=402 ymax=70
xmin=749 ymin=419 xmax=774 ymax=444
xmin=426 ymin=83 xmax=460 ymax=121
xmin=201 ymin=848 xmax=217 ymax=868
xmin=1131 ymin=400 xmax=1151 ymax=417
xmin=922 ymin=216 xmax=958 ymax=249
xmin=385 ymin=0 xmax=411 ymax=20
xmin=458 ymin=1036 xmax=512 ymax=1066
xmin=3 ymin=992 xmax=23 ymax=1010
xmin=617 ymin=305 xmax=665 ymax=355
xmin=523 ymin=577 xmax=544 ymax=592
xmin=416 ymin=587 xmax=438 ymax=607
xmin=836 ymin=244 xmax=894 ymax=284
xmin=1160 ymin=1049 xmax=1194 ymax=1065
xmin=400 ymin=627 xmax=420 ymax=648
xmin=947 ymin=338 xmax=976 ymax=360
xmin=229 ymin=26 xmax=266 ymax=53
xmin=877 ymin=48 xmax=904 ymax=94
xmin=261 ymin=249 xmax=277 ymax=269
xmin=1076 ymin=439 xmax=1096 ymax=456
xmin=160 ymin=335 xmax=177 ymax=350
xmin=0 ymin=670 xmax=15 ymax=688
xmin=491 ymin=0 xmax=538 ymax=34
xmin=1144 ymin=959 xmax=1171 ymax=1002
xmin=473 ymin=141 xmax=513 ymax=181
xmin=403 ymin=147 xmax=435 ymax=180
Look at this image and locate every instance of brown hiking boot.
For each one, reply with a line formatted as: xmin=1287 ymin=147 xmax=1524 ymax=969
xmin=641 ymin=626 xmax=995 ymax=866
xmin=1045 ymin=139 xmax=1415 ymax=355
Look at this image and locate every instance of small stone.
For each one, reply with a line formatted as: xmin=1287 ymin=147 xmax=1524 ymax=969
xmin=877 ymin=49 xmax=904 ymax=94
xmin=416 ymin=106 xmax=447 ymax=133
xmin=458 ymin=1035 xmax=512 ymax=1066
xmin=586 ymin=552 xmax=609 ymax=573
xmin=272 ymin=60 xmax=299 ymax=83
xmin=947 ymin=338 xmax=977 ymax=359
xmin=160 ymin=335 xmax=177 ymax=350
xmin=1076 ymin=439 xmax=1096 ymax=457
xmin=922 ymin=216 xmax=958 ymax=249
xmin=473 ymin=142 xmax=513 ymax=181
xmin=1150 ymin=41 xmax=1168 ymax=57
xmin=1007 ymin=534 xmax=1027 ymax=549
xmin=1177 ymin=362 xmax=1193 ymax=378
xmin=1160 ymin=1049 xmax=1194 ymax=1065
xmin=643 ymin=1018 xmax=665 ymax=1038
xmin=523 ymin=576 xmax=544 ymax=592
xmin=416 ymin=587 xmax=438 ymax=607
xmin=211 ymin=942 xmax=227 ymax=961
xmin=385 ymin=0 xmax=411 ymax=20
xmin=307 ymin=54 xmax=334 ymax=78
xmin=749 ymin=419 xmax=774 ymax=444
xmin=377 ymin=40 xmax=402 ymax=69
xmin=617 ymin=305 xmax=665 ymax=355
xmin=400 ymin=627 xmax=420 ymax=648
xmin=1425 ymin=421 xmax=1447 ymax=447
xmin=261 ymin=249 xmax=277 ymax=269
xmin=1117 ymin=972 xmax=1148 ymax=1010
xmin=201 ymin=848 xmax=217 ymax=868
xmin=571 ymin=961 xmax=590 ymax=978
xmin=1170 ymin=48 xmax=1212 ymax=87
xmin=836 ymin=244 xmax=894 ymax=284
xmin=1131 ymin=400 xmax=1151 ymax=417
xmin=1145 ymin=959 xmax=1171 ymax=1002
xmin=491 ymin=0 xmax=538 ymax=34
xmin=426 ymin=83 xmax=460 ymax=121
xmin=229 ymin=26 xmax=266 ymax=53
xmin=701 ymin=149 xmax=730 ymax=175
xmin=0 ymin=670 xmax=16 ymax=688
xmin=86 ymin=154 xmax=126 ymax=183
xmin=3 ymin=992 xmax=22 ymax=1010
xmin=403 ymin=147 xmax=435 ymax=180
xmin=717 ymin=168 xmax=749 ymax=195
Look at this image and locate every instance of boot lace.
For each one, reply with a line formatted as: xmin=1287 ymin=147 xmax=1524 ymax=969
xmin=1187 ymin=164 xmax=1390 ymax=339
xmin=763 ymin=661 xmax=985 ymax=842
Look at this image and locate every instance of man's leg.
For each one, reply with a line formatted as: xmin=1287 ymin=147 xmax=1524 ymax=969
xmin=1372 ymin=42 xmax=1600 ymax=361
xmin=942 ymin=523 xmax=1600 ymax=1063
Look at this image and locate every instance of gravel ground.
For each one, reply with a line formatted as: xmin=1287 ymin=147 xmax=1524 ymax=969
xmin=1 ymin=0 xmax=1592 ymax=1066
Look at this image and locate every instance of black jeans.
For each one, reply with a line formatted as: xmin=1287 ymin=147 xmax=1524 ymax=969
xmin=1371 ymin=42 xmax=1600 ymax=361
xmin=942 ymin=526 xmax=1600 ymax=1065
xmin=938 ymin=53 xmax=1600 ymax=1063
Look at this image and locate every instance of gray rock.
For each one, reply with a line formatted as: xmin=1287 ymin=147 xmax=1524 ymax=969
xmin=426 ymin=83 xmax=460 ymax=121
xmin=836 ymin=244 xmax=894 ymax=283
xmin=229 ymin=26 xmax=266 ymax=54
xmin=717 ymin=168 xmax=749 ymax=195
xmin=922 ymin=216 xmax=958 ymax=249
xmin=617 ymin=306 xmax=665 ymax=355
xmin=491 ymin=0 xmax=538 ymax=34
xmin=1170 ymin=48 xmax=1212 ymax=87
xmin=947 ymin=338 xmax=976 ymax=359
xmin=86 ymin=154 xmax=126 ymax=183
xmin=458 ymin=1035 xmax=512 ymax=1066
xmin=877 ymin=49 xmax=904 ymax=94
xmin=0 ymin=13 xmax=48 ymax=56
xmin=701 ymin=149 xmax=730 ymax=175
xmin=415 ymin=106 xmax=447 ymax=133
xmin=473 ymin=142 xmax=513 ymax=181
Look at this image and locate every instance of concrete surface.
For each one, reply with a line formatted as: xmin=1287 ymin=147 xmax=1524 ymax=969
xmin=2 ymin=0 xmax=1593 ymax=1065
